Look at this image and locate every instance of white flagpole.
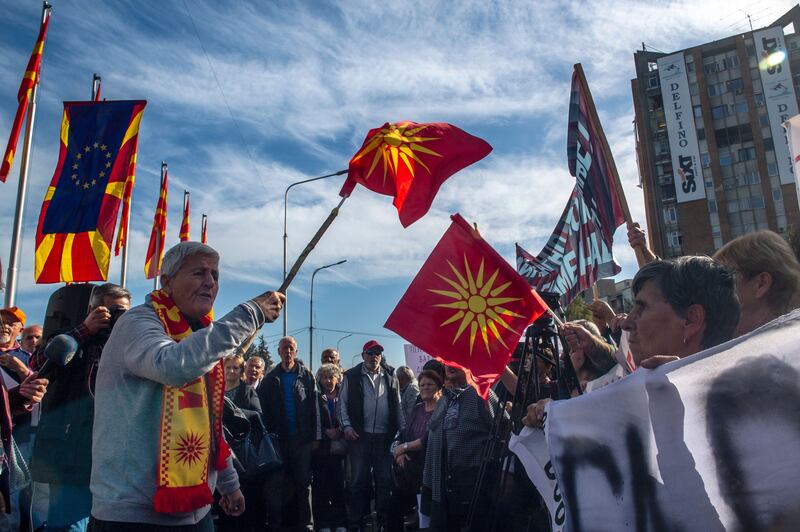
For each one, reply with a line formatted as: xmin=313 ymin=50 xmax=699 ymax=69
xmin=5 ymin=2 xmax=52 ymax=307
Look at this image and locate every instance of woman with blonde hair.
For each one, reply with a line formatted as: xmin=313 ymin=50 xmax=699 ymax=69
xmin=714 ymin=230 xmax=800 ymax=336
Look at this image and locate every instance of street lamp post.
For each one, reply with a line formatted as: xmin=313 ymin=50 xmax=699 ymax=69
xmin=336 ymin=333 xmax=352 ymax=353
xmin=282 ymin=170 xmax=348 ymax=336
xmin=309 ymin=259 xmax=346 ymax=371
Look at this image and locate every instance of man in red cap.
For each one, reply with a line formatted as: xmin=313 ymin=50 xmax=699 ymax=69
xmin=339 ymin=340 xmax=403 ymax=531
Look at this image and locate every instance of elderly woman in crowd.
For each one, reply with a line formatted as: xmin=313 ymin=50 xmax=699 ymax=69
xmin=223 ymin=354 xmax=261 ymax=414
xmin=713 ymin=230 xmax=800 ymax=336
xmin=389 ymin=369 xmax=444 ymax=532
xmin=312 ymin=363 xmax=347 ymax=532
xmin=524 ymin=256 xmax=739 ymax=427
xmin=422 ymin=364 xmax=501 ymax=532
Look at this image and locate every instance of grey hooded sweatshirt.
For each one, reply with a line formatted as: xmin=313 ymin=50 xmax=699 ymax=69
xmin=90 ymin=297 xmax=265 ymax=525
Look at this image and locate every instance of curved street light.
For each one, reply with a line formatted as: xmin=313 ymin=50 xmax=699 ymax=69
xmin=336 ymin=333 xmax=353 ymax=353
xmin=282 ymin=169 xmax=348 ymax=335
xmin=309 ymin=259 xmax=346 ymax=371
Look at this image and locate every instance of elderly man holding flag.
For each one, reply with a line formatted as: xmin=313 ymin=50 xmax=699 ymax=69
xmin=89 ymin=242 xmax=284 ymax=530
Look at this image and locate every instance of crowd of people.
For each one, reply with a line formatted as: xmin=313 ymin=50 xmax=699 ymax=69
xmin=0 ymin=225 xmax=796 ymax=532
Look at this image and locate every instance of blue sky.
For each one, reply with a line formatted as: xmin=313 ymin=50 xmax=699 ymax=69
xmin=0 ymin=0 xmax=794 ymax=369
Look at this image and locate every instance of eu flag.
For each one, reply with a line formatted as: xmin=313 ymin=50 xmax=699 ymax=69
xmin=35 ymin=100 xmax=146 ymax=283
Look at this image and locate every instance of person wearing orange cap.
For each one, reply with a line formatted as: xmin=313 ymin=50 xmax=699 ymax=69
xmin=0 ymin=307 xmax=32 ymax=382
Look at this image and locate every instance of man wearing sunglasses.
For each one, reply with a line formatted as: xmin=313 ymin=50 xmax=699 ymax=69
xmin=339 ymin=340 xmax=404 ymax=531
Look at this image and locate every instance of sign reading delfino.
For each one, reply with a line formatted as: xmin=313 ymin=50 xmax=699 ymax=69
xmin=755 ymin=26 xmax=799 ymax=186
xmin=657 ymin=53 xmax=705 ymax=203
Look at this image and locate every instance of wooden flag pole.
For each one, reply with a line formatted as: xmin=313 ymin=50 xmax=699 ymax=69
xmin=5 ymin=2 xmax=52 ymax=306
xmin=574 ymin=63 xmax=648 ymax=267
xmin=279 ymin=194 xmax=348 ymax=294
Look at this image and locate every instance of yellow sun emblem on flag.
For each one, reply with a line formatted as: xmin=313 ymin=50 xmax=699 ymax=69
xmin=430 ymin=255 xmax=525 ymax=356
xmin=351 ymin=122 xmax=442 ymax=185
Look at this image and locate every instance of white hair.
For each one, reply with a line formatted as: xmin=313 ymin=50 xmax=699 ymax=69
xmin=161 ymin=242 xmax=219 ymax=279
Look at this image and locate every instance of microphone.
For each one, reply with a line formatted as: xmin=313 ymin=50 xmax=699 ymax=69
xmin=38 ymin=334 xmax=79 ymax=378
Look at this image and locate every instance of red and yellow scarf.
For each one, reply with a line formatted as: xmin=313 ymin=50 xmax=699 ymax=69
xmin=150 ymin=289 xmax=230 ymax=514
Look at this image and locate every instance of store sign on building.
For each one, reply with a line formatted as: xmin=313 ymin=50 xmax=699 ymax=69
xmin=657 ymin=53 xmax=706 ymax=202
xmin=755 ymin=26 xmax=799 ymax=185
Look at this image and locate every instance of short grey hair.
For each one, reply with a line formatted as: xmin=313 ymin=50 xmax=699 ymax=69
xmin=89 ymin=283 xmax=131 ymax=308
xmin=317 ymin=363 xmax=343 ymax=382
xmin=161 ymin=242 xmax=219 ymax=279
xmin=396 ymin=365 xmax=415 ymax=381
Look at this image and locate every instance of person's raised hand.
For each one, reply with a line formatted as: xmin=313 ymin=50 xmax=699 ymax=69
xmin=561 ymin=323 xmax=594 ymax=354
xmin=610 ymin=313 xmax=628 ymax=333
xmin=83 ymin=306 xmax=110 ymax=335
xmin=627 ymin=222 xmax=648 ymax=251
xmin=252 ymin=291 xmax=285 ymax=323
xmin=18 ymin=372 xmax=48 ymax=404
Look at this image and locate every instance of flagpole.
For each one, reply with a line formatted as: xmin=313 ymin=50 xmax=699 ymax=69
xmin=92 ymin=73 xmax=101 ymax=101
xmin=574 ymin=63 xmax=647 ymax=267
xmin=5 ymin=2 xmax=51 ymax=307
xmin=153 ymin=161 xmax=167 ymax=291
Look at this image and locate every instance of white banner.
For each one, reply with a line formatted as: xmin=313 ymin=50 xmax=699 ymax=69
xmin=783 ymin=114 xmax=800 ymax=206
xmin=403 ymin=343 xmax=431 ymax=376
xmin=512 ymin=309 xmax=800 ymax=531
xmin=657 ymin=53 xmax=705 ymax=203
xmin=756 ymin=26 xmax=798 ymax=185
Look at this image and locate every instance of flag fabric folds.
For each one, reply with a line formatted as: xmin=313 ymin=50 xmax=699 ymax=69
xmin=179 ymin=192 xmax=190 ymax=242
xmin=35 ymin=100 xmax=147 ymax=283
xmin=201 ymin=214 xmax=207 ymax=244
xmin=1 ymin=11 xmax=50 ymax=182
xmin=340 ymin=121 xmax=492 ymax=227
xmin=113 ymin=132 xmax=140 ymax=256
xmin=385 ymin=213 xmax=547 ymax=397
xmin=145 ymin=166 xmax=169 ymax=279
xmin=516 ymin=66 xmax=626 ymax=306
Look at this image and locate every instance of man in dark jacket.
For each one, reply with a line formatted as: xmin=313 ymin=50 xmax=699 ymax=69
xmin=31 ymin=283 xmax=130 ymax=532
xmin=339 ymin=340 xmax=404 ymax=531
xmin=258 ymin=336 xmax=321 ymax=532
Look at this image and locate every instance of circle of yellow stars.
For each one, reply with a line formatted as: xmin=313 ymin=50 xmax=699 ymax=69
xmin=71 ymin=142 xmax=112 ymax=190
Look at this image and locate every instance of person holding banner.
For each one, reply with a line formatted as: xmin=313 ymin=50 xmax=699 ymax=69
xmin=713 ymin=231 xmax=800 ymax=336
xmin=523 ymin=256 xmax=739 ymax=427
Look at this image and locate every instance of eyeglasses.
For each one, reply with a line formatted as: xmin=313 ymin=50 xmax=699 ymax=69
xmin=365 ymin=349 xmax=383 ymax=357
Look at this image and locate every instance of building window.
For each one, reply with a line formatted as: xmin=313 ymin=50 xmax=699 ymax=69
xmin=693 ymin=105 xmax=703 ymax=118
xmin=746 ymin=44 xmax=756 ymax=57
xmin=719 ymin=152 xmax=733 ymax=166
xmin=723 ymin=57 xmax=740 ymax=70
xmin=727 ymin=78 xmax=743 ymax=94
xmin=727 ymin=200 xmax=739 ymax=213
xmin=760 ymin=114 xmax=770 ymax=128
xmin=697 ymin=128 xmax=706 ymax=140
xmin=708 ymin=82 xmax=726 ymax=97
xmin=767 ymin=163 xmax=778 ymax=176
xmin=668 ymin=231 xmax=682 ymax=247
xmin=755 ymin=93 xmax=765 ymax=106
xmin=751 ymin=196 xmax=765 ymax=209
xmin=663 ymin=206 xmax=677 ymax=224
xmin=712 ymin=105 xmax=727 ymax=119
xmin=648 ymin=61 xmax=658 ymax=72
xmin=741 ymin=171 xmax=760 ymax=185
xmin=738 ymin=147 xmax=756 ymax=161
xmin=706 ymin=179 xmax=714 ymax=188
xmin=689 ymin=82 xmax=699 ymax=96
xmin=704 ymin=60 xmax=718 ymax=74
xmin=647 ymin=76 xmax=659 ymax=89
xmin=763 ymin=137 xmax=774 ymax=151
xmin=734 ymin=101 xmax=748 ymax=114
xmin=709 ymin=199 xmax=717 ymax=213
xmin=686 ymin=61 xmax=695 ymax=72
xmin=773 ymin=189 xmax=783 ymax=201
xmin=701 ymin=153 xmax=711 ymax=168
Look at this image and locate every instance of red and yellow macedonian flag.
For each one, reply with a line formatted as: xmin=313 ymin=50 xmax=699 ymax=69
xmin=340 ymin=122 xmax=492 ymax=227
xmin=1 ymin=11 xmax=50 ymax=182
xmin=385 ymin=214 xmax=548 ymax=397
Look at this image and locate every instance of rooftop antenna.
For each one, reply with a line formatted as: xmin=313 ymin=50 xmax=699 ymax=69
xmin=740 ymin=9 xmax=753 ymax=31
